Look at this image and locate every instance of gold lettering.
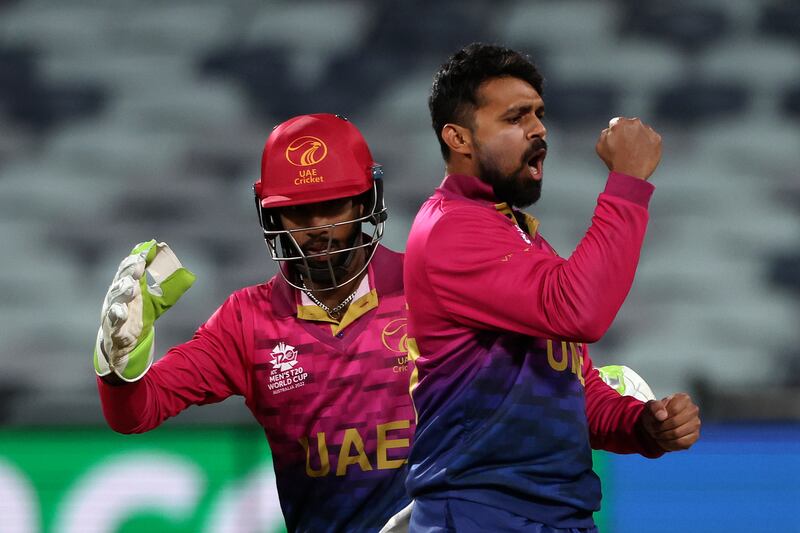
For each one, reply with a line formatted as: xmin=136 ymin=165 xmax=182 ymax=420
xmin=299 ymin=433 xmax=330 ymax=477
xmin=293 ymin=175 xmax=325 ymax=185
xmin=547 ymin=340 xmax=568 ymax=371
xmin=336 ymin=428 xmax=373 ymax=476
xmin=570 ymin=342 xmax=585 ymax=385
xmin=376 ymin=420 xmax=410 ymax=470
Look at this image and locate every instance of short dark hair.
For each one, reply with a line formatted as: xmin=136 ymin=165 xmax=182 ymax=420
xmin=429 ymin=43 xmax=544 ymax=160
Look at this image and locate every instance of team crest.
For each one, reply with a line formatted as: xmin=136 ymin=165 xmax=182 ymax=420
xmin=285 ymin=136 xmax=328 ymax=166
xmin=382 ymin=318 xmax=411 ymax=374
xmin=381 ymin=318 xmax=409 ymax=354
xmin=270 ymin=341 xmax=299 ymax=372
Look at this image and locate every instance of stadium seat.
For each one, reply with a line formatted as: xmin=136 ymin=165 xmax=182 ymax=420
xmin=653 ymin=81 xmax=750 ymax=125
xmin=8 ymin=84 xmax=107 ymax=131
xmin=620 ymin=3 xmax=731 ymax=53
xmin=47 ymin=121 xmax=189 ymax=177
xmin=308 ymin=48 xmax=408 ymax=118
xmin=200 ymin=45 xmax=302 ymax=119
xmin=758 ymin=2 xmax=800 ymax=45
xmin=769 ymin=251 xmax=800 ymax=295
xmin=699 ymin=41 xmax=800 ymax=92
xmin=0 ymin=5 xmax=111 ymax=52
xmin=545 ymin=41 xmax=683 ymax=95
xmin=782 ymin=84 xmax=800 ymax=119
xmin=118 ymin=4 xmax=231 ymax=54
xmin=691 ymin=120 xmax=800 ymax=181
xmin=541 ymin=82 xmax=622 ymax=128
xmin=0 ymin=46 xmax=37 ymax=114
xmin=500 ymin=0 xmax=618 ymax=52
xmin=242 ymin=1 xmax=370 ymax=58
xmin=368 ymin=0 xmax=493 ymax=60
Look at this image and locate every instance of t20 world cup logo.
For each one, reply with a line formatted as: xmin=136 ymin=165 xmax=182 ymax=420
xmin=270 ymin=342 xmax=299 ymax=372
xmin=285 ymin=136 xmax=328 ymax=166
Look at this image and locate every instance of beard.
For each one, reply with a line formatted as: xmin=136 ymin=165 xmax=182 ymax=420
xmin=475 ymin=139 xmax=546 ymax=208
xmin=291 ymin=225 xmax=364 ymax=289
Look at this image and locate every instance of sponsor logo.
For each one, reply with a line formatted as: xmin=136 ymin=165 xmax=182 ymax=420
xmin=285 ymin=136 xmax=328 ymax=166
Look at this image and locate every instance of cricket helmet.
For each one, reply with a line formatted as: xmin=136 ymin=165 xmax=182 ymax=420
xmin=254 ymin=113 xmax=387 ymax=291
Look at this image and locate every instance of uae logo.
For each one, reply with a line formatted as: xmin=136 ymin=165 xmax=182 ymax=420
xmin=381 ymin=318 xmax=409 ymax=354
xmin=270 ymin=342 xmax=299 ymax=372
xmin=285 ymin=136 xmax=328 ymax=166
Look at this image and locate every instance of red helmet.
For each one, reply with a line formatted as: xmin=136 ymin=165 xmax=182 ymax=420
xmin=254 ymin=114 xmax=386 ymax=292
xmin=255 ymin=113 xmax=378 ymax=207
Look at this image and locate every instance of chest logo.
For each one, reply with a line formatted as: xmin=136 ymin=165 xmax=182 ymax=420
xmin=270 ymin=341 xmax=299 ymax=372
xmin=381 ymin=318 xmax=409 ymax=354
xmin=382 ymin=318 xmax=410 ymax=374
xmin=267 ymin=341 xmax=309 ymax=395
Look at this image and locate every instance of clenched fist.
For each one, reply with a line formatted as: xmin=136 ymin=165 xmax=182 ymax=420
xmin=639 ymin=392 xmax=701 ymax=452
xmin=596 ymin=117 xmax=662 ymax=180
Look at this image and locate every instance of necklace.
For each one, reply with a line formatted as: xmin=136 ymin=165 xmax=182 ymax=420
xmin=301 ymin=282 xmax=359 ymax=319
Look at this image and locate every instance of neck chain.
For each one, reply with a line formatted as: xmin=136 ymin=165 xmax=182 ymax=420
xmin=301 ymin=282 xmax=359 ymax=319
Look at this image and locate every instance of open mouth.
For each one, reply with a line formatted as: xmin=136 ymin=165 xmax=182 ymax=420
xmin=527 ymin=148 xmax=547 ymax=181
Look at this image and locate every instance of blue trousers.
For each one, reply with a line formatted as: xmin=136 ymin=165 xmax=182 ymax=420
xmin=409 ymin=498 xmax=599 ymax=533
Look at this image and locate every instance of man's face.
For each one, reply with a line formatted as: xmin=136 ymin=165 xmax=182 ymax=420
xmin=278 ymin=197 xmax=364 ymax=266
xmin=470 ymin=76 xmax=548 ymax=208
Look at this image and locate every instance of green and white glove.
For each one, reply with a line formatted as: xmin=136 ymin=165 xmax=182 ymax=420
xmin=94 ymin=240 xmax=196 ymax=382
xmin=598 ymin=364 xmax=656 ymax=402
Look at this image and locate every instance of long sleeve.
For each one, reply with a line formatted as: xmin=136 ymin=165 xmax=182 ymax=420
xmin=582 ymin=345 xmax=664 ymax=458
xmin=424 ymin=172 xmax=653 ymax=343
xmin=97 ymin=293 xmax=250 ymax=434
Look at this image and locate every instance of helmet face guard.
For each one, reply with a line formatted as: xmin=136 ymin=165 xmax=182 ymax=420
xmin=255 ymin=174 xmax=387 ymax=292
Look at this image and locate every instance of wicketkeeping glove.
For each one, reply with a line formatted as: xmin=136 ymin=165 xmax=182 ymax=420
xmin=93 ymin=240 xmax=196 ymax=382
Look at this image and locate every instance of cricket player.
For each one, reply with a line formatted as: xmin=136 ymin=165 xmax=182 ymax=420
xmin=403 ymin=44 xmax=701 ymax=531
xmin=93 ymin=114 xmax=417 ymax=532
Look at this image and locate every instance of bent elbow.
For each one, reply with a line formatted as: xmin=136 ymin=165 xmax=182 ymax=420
xmin=573 ymin=314 xmax=614 ymax=343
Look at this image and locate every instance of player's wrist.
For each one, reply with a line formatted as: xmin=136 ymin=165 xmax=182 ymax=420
xmin=634 ymin=409 xmax=668 ymax=457
xmin=604 ymin=171 xmax=655 ymax=208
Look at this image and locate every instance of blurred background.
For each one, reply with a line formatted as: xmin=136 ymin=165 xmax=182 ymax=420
xmin=0 ymin=0 xmax=798 ymax=532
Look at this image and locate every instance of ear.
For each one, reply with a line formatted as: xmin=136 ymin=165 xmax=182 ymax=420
xmin=441 ymin=123 xmax=473 ymax=157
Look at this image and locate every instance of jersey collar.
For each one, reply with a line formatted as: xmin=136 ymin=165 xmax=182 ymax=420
xmin=270 ymin=242 xmax=402 ymax=318
xmin=438 ymin=173 xmax=497 ymax=206
xmin=438 ymin=174 xmax=540 ymax=238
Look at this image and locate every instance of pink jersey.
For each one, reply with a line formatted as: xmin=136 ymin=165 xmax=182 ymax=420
xmin=97 ymin=245 xmax=416 ymax=532
xmin=403 ymin=172 xmax=663 ymax=526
